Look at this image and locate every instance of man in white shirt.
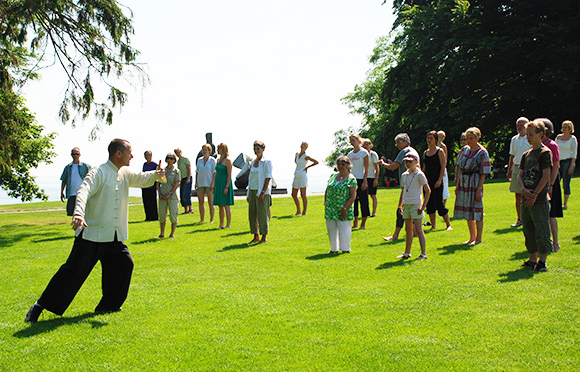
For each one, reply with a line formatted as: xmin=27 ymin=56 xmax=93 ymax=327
xmin=25 ymin=139 xmax=165 ymax=323
xmin=507 ymin=117 xmax=531 ymax=227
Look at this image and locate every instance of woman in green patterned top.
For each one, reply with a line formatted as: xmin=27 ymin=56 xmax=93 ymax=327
xmin=325 ymin=155 xmax=357 ymax=254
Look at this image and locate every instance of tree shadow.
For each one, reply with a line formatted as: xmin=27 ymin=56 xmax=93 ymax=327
xmin=436 ymin=243 xmax=474 ymax=255
xmin=13 ymin=312 xmax=107 ymax=338
xmin=305 ymin=253 xmax=345 ymax=260
xmin=0 ymin=225 xmax=50 ymax=248
xmin=376 ymin=259 xmax=413 ymax=270
xmin=498 ymin=267 xmax=536 ymax=283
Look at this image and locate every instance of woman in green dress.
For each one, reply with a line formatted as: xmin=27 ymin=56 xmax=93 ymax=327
xmin=325 ymin=155 xmax=357 ymax=253
xmin=213 ymin=143 xmax=234 ymax=229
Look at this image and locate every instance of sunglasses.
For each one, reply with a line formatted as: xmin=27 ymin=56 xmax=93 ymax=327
xmin=165 ymin=157 xmax=175 ymax=160
xmin=71 ymin=153 xmax=80 ymax=156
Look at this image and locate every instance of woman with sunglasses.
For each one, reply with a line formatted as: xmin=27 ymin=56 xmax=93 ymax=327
xmin=247 ymin=141 xmax=272 ymax=244
xmin=157 ymin=153 xmax=181 ymax=238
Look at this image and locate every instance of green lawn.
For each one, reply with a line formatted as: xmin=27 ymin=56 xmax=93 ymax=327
xmin=1 ymin=180 xmax=579 ymax=371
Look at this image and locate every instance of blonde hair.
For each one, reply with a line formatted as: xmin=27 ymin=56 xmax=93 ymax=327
xmin=201 ymin=143 xmax=212 ymax=152
xmin=254 ymin=140 xmax=265 ymax=149
xmin=349 ymin=134 xmax=363 ymax=143
xmin=217 ymin=143 xmax=229 ymax=156
xmin=562 ymin=120 xmax=575 ymax=133
xmin=526 ymin=119 xmax=546 ymax=134
xmin=362 ymin=138 xmax=373 ymax=147
xmin=465 ymin=127 xmax=481 ymax=140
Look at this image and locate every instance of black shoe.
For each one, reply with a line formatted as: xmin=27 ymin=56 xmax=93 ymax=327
xmin=423 ymin=221 xmax=431 ymax=226
xmin=25 ymin=303 xmax=43 ymax=323
xmin=520 ymin=260 xmax=536 ymax=268
xmin=533 ymin=261 xmax=547 ymax=272
xmin=94 ymin=307 xmax=122 ymax=314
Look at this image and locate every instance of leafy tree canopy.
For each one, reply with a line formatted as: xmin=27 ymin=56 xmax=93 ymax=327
xmin=1 ymin=0 xmax=146 ymax=201
xmin=342 ymin=0 xmax=580 ymax=172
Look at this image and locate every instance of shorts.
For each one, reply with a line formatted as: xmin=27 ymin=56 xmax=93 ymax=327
xmin=292 ymin=170 xmax=307 ymax=189
xmin=197 ymin=186 xmax=212 ymax=194
xmin=510 ymin=167 xmax=522 ymax=193
xmin=367 ymin=178 xmax=377 ymax=195
xmin=402 ymin=204 xmax=424 ymax=220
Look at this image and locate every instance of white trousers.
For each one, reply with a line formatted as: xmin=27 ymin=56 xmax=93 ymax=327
xmin=326 ymin=220 xmax=352 ymax=252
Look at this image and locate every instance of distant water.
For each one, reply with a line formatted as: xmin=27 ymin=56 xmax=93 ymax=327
xmin=0 ymin=171 xmax=333 ymax=205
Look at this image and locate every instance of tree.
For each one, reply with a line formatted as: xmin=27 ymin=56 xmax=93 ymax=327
xmin=0 ymin=0 xmax=146 ymax=201
xmin=343 ymin=0 xmax=580 ymax=172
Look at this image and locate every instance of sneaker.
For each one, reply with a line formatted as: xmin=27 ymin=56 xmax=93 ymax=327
xmin=423 ymin=221 xmax=431 ymax=226
xmin=520 ymin=260 xmax=536 ymax=268
xmin=396 ymin=252 xmax=411 ymax=259
xmin=533 ymin=260 xmax=547 ymax=272
xmin=511 ymin=221 xmax=522 ymax=227
xmin=415 ymin=253 xmax=427 ymax=260
xmin=25 ymin=303 xmax=43 ymax=323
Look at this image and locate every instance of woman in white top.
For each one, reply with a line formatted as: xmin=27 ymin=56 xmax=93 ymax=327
xmin=556 ymin=120 xmax=577 ymax=208
xmin=291 ymin=142 xmax=319 ymax=216
xmin=362 ymin=138 xmax=380 ymax=217
xmin=247 ymin=141 xmax=272 ymax=244
xmin=347 ymin=134 xmax=369 ymax=230
xmin=195 ymin=143 xmax=217 ymax=223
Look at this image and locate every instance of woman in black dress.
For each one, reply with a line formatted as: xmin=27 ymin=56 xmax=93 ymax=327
xmin=423 ymin=131 xmax=452 ymax=230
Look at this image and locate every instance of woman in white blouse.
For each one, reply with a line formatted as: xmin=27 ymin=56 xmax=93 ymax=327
xmin=556 ymin=120 xmax=577 ymax=208
xmin=195 ymin=144 xmax=217 ymax=223
xmin=247 ymin=141 xmax=272 ymax=244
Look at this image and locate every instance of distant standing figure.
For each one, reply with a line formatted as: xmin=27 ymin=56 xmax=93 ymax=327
xmin=196 ymin=144 xmax=217 ymax=223
xmin=214 ymin=143 xmax=234 ymax=229
xmin=175 ymin=148 xmax=193 ymax=214
xmin=157 ymin=153 xmax=181 ymax=238
xmin=141 ymin=151 xmax=159 ymax=221
xmin=291 ymin=142 xmax=319 ymax=216
xmin=247 ymin=141 xmax=272 ymax=244
xmin=348 ymin=134 xmax=370 ymax=230
xmin=556 ymin=120 xmax=577 ymax=209
xmin=437 ymin=131 xmax=450 ymax=204
xmin=423 ymin=131 xmax=452 ymax=230
xmin=539 ymin=118 xmax=563 ymax=252
xmin=25 ymin=139 xmax=165 ymax=323
xmin=324 ymin=156 xmax=357 ymax=254
xmin=507 ymin=117 xmax=531 ymax=228
xmin=454 ymin=127 xmax=491 ymax=245
xmin=362 ymin=138 xmax=380 ymax=217
xmin=60 ymin=147 xmax=91 ymax=216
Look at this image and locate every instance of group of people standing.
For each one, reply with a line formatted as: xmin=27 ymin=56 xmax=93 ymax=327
xmin=140 ymin=144 xmax=235 ymax=237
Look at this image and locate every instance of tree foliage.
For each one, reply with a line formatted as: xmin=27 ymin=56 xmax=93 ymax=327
xmin=0 ymin=0 xmax=146 ymax=201
xmin=343 ymin=0 xmax=580 ymax=171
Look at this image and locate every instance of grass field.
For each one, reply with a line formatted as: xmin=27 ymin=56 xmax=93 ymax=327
xmin=1 ymin=180 xmax=579 ymax=371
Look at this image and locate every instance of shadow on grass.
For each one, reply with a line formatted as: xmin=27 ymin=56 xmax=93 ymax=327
xmin=218 ymin=242 xmax=253 ymax=252
xmin=132 ymin=237 xmax=162 ymax=245
xmin=223 ymin=231 xmax=248 ymax=237
xmin=493 ymin=227 xmax=520 ymax=235
xmin=509 ymin=250 xmax=529 ymax=261
xmin=0 ymin=225 xmax=57 ymax=248
xmin=498 ymin=268 xmax=536 ymax=283
xmin=437 ymin=243 xmax=474 ymax=255
xmin=305 ymin=253 xmax=345 ymax=260
xmin=13 ymin=312 xmax=106 ymax=338
xmin=573 ymin=235 xmax=580 ymax=244
xmin=271 ymin=215 xmax=295 ymax=220
xmin=32 ymin=236 xmax=71 ymax=243
xmin=376 ymin=259 xmax=413 ymax=270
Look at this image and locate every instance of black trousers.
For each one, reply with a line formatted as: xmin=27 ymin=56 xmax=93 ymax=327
xmin=38 ymin=233 xmax=134 ymax=316
xmin=142 ymin=188 xmax=158 ymax=221
xmin=353 ymin=178 xmax=370 ymax=218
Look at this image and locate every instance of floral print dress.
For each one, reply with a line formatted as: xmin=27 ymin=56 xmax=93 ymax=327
xmin=453 ymin=145 xmax=491 ymax=221
xmin=325 ymin=173 xmax=357 ymax=221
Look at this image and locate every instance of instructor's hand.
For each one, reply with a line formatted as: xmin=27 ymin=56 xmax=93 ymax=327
xmin=71 ymin=214 xmax=87 ymax=231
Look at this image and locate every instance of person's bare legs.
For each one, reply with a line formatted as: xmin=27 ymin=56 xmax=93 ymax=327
xmin=225 ymin=205 xmax=231 ymax=228
xmin=383 ymin=226 xmax=403 ymax=241
xmin=371 ymin=194 xmax=378 ymax=216
xmin=360 ymin=216 xmax=367 ymax=230
xmin=464 ymin=220 xmax=476 ymax=244
xmin=474 ymin=219 xmax=483 ymax=244
xmin=443 ymin=213 xmax=452 ymax=229
xmin=292 ymin=188 xmax=301 ymax=215
xmin=158 ymin=222 xmax=166 ymax=238
xmin=169 ymin=222 xmax=177 ymax=238
xmin=404 ymin=218 xmax=413 ymax=254
xmin=563 ymin=194 xmax=570 ymax=208
xmin=352 ymin=216 xmax=358 ymax=229
xmin=300 ymin=187 xmax=307 ymax=215
xmin=198 ymin=193 xmax=205 ymax=222
xmin=413 ymin=219 xmax=426 ymax=255
xmin=550 ymin=217 xmax=560 ymax=252
xmin=207 ymin=192 xmax=215 ymax=223
xmin=514 ymin=193 xmax=522 ymax=224
xmin=218 ymin=206 xmax=225 ymax=228
xmin=429 ymin=213 xmax=437 ymax=229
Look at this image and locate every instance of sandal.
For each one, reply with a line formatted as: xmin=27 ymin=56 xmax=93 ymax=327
xmin=396 ymin=252 xmax=411 ymax=259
